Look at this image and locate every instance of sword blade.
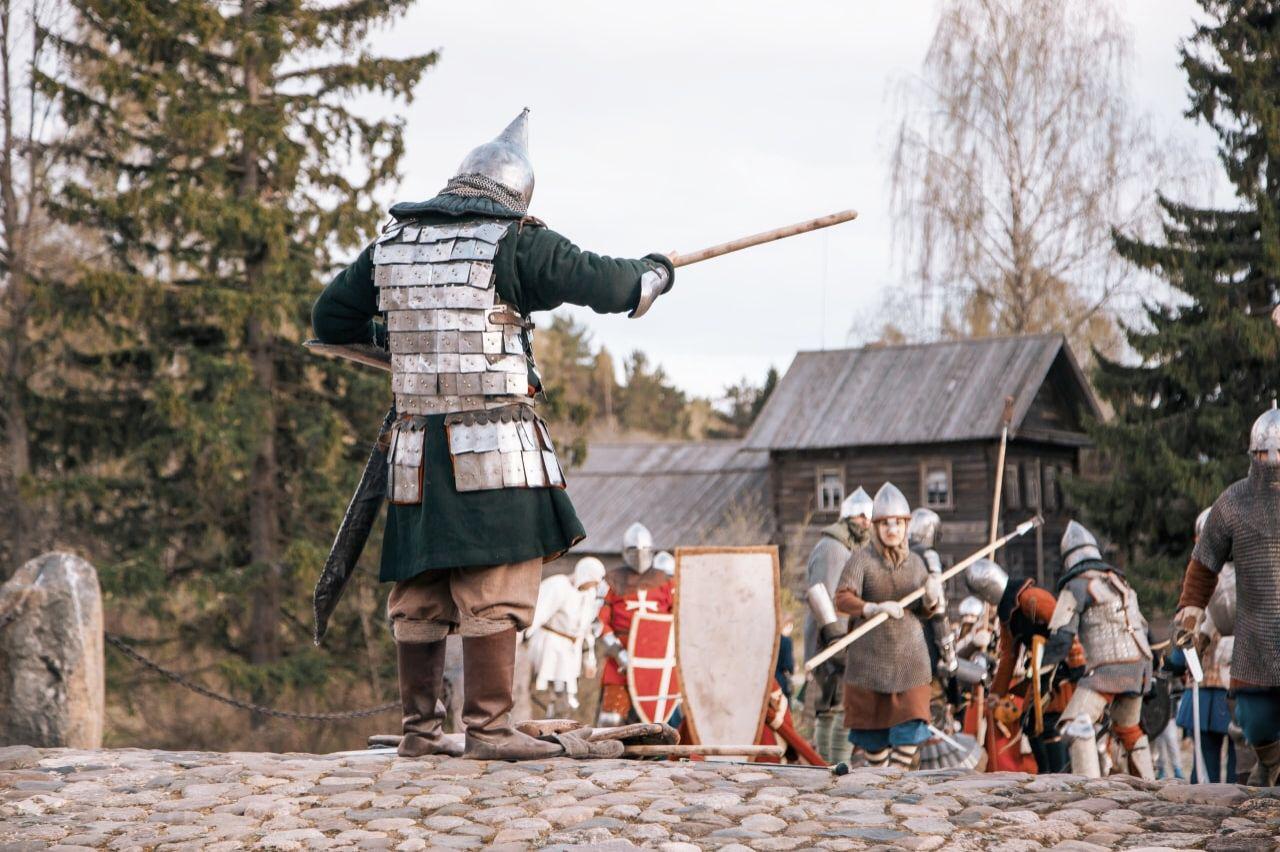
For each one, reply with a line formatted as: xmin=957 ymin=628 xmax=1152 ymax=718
xmin=313 ymin=406 xmax=396 ymax=644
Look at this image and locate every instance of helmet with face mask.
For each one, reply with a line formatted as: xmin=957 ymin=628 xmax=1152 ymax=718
xmin=622 ymin=522 xmax=654 ymax=573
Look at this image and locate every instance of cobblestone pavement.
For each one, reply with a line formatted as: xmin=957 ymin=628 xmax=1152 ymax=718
xmin=1 ymin=745 xmax=1278 ymax=851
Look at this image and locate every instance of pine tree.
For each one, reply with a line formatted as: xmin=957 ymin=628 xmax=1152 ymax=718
xmin=40 ymin=0 xmax=434 ymax=746
xmin=1074 ymin=1 xmax=1280 ymax=609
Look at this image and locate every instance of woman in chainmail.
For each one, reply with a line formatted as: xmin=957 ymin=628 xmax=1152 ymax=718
xmin=835 ymin=482 xmax=946 ymax=769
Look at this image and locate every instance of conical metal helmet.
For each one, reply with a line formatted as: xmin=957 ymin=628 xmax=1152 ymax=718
xmin=909 ymin=507 xmax=941 ymax=548
xmin=840 ymin=486 xmax=873 ymax=520
xmin=872 ymin=482 xmax=911 ymax=521
xmin=455 ymin=109 xmax=535 ymax=208
xmin=965 ymin=558 xmax=1008 ymax=606
xmin=1060 ymin=519 xmax=1102 ymax=571
xmin=1194 ymin=507 xmax=1212 ymax=540
xmin=1249 ymin=401 xmax=1280 ymax=462
xmin=622 ymin=521 xmax=654 ymax=573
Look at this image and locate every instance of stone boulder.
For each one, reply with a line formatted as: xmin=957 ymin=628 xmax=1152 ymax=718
xmin=0 ymin=552 xmax=104 ymax=747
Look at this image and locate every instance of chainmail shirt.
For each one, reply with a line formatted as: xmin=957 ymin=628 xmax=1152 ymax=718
xmin=1192 ymin=458 xmax=1280 ymax=687
xmin=838 ymin=544 xmax=933 ymax=694
xmin=442 ymin=173 xmax=529 ymax=215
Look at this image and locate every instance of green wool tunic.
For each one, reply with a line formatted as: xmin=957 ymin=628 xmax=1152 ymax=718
xmin=312 ymin=193 xmax=672 ymax=582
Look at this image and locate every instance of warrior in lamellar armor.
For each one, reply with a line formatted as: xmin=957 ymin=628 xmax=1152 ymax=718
xmin=1043 ymin=521 xmax=1154 ymax=779
xmin=525 ymin=557 xmax=606 ymax=718
xmin=834 ymin=482 xmax=946 ymax=769
xmin=804 ymin=485 xmax=872 ymax=764
xmin=1175 ymin=404 xmax=1280 ymax=786
xmin=966 ymin=558 xmax=1085 ymax=774
xmin=596 ymin=522 xmax=677 ymax=727
xmin=310 ymin=111 xmax=674 ymax=760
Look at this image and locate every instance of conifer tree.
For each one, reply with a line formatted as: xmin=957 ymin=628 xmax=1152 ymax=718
xmin=41 ymin=0 xmax=434 ymax=741
xmin=1075 ymin=1 xmax=1280 ymax=608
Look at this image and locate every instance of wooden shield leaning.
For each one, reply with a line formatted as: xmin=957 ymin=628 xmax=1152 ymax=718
xmin=674 ymin=546 xmax=781 ymax=759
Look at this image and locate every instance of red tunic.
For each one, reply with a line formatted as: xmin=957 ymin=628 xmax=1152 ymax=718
xmin=597 ymin=567 xmax=675 ymax=687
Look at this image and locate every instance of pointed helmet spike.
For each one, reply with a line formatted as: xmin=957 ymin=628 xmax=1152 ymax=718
xmin=453 ymin=108 xmax=535 ymax=209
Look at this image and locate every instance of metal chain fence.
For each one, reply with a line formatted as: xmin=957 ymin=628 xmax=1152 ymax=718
xmin=105 ymin=633 xmax=398 ymax=722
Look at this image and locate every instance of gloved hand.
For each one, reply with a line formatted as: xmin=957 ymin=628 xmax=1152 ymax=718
xmin=923 ymin=574 xmax=945 ymax=613
xmin=864 ymin=600 xmax=905 ymax=619
xmin=629 ymin=256 xmax=675 ymax=319
xmin=971 ymin=627 xmax=993 ymax=651
xmin=616 ymin=649 xmax=631 ymax=673
xmin=1173 ymin=606 xmax=1209 ymax=655
xmin=819 ymin=622 xmax=847 ymax=647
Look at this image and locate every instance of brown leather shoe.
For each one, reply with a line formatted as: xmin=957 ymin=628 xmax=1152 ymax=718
xmin=396 ymin=640 xmax=463 ymax=758
xmin=461 ymin=628 xmax=564 ymax=761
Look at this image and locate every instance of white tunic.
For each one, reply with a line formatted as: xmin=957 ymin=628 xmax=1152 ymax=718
xmin=526 ymin=574 xmax=599 ymax=695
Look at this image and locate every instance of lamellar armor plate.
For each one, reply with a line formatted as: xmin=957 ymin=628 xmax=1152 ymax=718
xmin=1074 ymin=571 xmax=1152 ymax=668
xmin=373 ymin=218 xmax=564 ymax=494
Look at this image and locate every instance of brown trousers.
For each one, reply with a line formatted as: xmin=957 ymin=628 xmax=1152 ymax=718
xmin=387 ymin=558 xmax=543 ymax=643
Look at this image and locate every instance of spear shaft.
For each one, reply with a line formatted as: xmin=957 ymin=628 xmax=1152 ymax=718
xmin=669 ymin=209 xmax=858 ymax=267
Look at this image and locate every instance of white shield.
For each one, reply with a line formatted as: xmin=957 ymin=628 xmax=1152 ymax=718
xmin=674 ymin=546 xmax=780 ymax=758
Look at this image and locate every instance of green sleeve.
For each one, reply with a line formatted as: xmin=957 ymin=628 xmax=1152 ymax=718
xmin=511 ymin=226 xmax=673 ymax=316
xmin=311 ymin=243 xmax=385 ymax=346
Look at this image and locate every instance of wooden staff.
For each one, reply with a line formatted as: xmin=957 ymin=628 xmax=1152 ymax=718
xmin=622 ymin=744 xmax=785 ymax=758
xmin=804 ymin=516 xmax=1042 ymax=672
xmin=988 ymin=395 xmax=1016 ymax=551
xmin=667 ymin=209 xmax=859 ymax=267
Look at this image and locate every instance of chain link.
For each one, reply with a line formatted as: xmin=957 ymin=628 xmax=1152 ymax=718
xmin=105 ymin=633 xmax=399 ymax=722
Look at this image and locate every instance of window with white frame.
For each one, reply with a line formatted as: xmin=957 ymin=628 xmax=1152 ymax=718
xmin=920 ymin=460 xmax=954 ymax=510
xmin=817 ymin=468 xmax=845 ymax=513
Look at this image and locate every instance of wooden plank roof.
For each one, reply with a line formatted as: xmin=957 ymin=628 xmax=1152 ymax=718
xmin=743 ymin=333 xmax=1100 ymax=451
xmin=565 ymin=441 xmax=772 ymax=556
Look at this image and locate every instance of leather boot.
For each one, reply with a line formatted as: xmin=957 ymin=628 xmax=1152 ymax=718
xmin=462 ymin=628 xmax=564 ymax=760
xmin=1246 ymin=739 xmax=1280 ymax=787
xmin=397 ymin=640 xmax=463 ymax=758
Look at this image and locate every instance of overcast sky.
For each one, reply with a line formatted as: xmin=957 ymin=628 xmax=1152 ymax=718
xmin=363 ymin=0 xmax=1217 ymax=398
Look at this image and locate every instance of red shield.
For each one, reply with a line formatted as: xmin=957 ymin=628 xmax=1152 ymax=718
xmin=626 ymin=610 xmax=681 ymax=724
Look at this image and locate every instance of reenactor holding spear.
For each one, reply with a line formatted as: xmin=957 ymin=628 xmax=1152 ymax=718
xmin=307 ymin=110 xmax=858 ymax=761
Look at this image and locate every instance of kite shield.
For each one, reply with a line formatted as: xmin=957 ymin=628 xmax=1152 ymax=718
xmin=626 ymin=611 xmax=681 ymax=724
xmin=674 ymin=546 xmax=781 ymax=756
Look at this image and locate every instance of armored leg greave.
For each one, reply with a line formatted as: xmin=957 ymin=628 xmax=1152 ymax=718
xmin=461 ymin=628 xmax=563 ymax=761
xmin=397 ymin=640 xmax=464 ymax=758
xmin=1067 ymin=731 xmax=1102 ymax=778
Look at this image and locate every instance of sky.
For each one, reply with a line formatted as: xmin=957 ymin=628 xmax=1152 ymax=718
xmin=362 ymin=0 xmax=1218 ymax=399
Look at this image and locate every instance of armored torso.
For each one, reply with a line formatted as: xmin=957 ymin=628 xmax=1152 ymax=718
xmin=1192 ymin=460 xmax=1280 ymax=687
xmin=1061 ymin=565 xmax=1152 ymax=694
xmin=839 ymin=545 xmax=933 ymax=694
xmin=372 ymin=217 xmax=563 ymax=498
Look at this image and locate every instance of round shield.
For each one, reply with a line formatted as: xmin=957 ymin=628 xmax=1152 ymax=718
xmin=1140 ymin=674 xmax=1172 ymax=736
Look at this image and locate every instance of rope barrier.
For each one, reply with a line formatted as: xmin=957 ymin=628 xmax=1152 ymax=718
xmin=105 ymin=633 xmax=398 ymax=722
